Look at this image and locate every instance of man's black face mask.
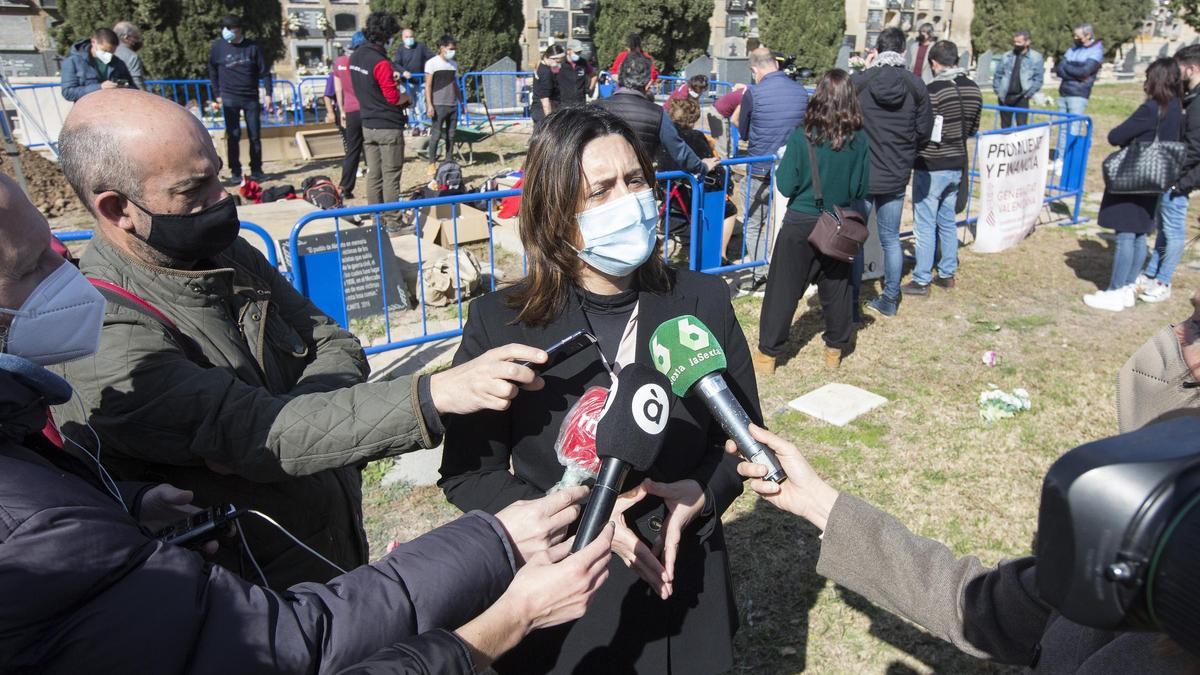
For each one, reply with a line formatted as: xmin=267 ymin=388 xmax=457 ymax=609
xmin=120 ymin=194 xmax=240 ymax=262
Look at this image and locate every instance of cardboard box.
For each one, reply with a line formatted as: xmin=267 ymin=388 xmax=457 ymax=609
xmin=419 ymin=203 xmax=492 ymax=247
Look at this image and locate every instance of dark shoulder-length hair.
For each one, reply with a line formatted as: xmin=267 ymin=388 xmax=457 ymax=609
xmin=1145 ymin=57 xmax=1183 ymax=115
xmin=804 ymin=69 xmax=864 ymax=151
xmin=507 ymin=105 xmax=670 ymax=326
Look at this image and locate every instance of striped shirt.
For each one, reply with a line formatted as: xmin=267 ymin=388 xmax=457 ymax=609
xmin=916 ymin=74 xmax=983 ymax=171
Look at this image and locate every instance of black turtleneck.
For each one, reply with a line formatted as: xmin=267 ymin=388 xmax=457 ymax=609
xmin=578 ymin=286 xmax=638 ymax=365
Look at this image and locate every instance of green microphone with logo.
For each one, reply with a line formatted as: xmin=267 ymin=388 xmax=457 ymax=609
xmin=650 ymin=315 xmax=787 ymax=483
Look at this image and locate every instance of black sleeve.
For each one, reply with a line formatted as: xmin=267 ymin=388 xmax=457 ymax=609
xmin=335 ymin=630 xmax=475 ymax=675
xmin=1109 ymin=101 xmax=1156 ymax=147
xmin=1177 ymin=104 xmax=1200 ymax=194
xmin=438 ymin=298 xmax=544 ymax=513
xmin=256 ymin=45 xmax=273 ymax=95
xmin=532 ymin=65 xmax=556 ymax=101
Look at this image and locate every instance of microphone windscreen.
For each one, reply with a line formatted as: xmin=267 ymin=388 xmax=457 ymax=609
xmin=649 ymin=315 xmax=727 ymax=397
xmin=594 ymin=363 xmax=673 ymax=471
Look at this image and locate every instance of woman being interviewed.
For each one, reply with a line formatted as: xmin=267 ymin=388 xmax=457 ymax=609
xmin=439 ymin=105 xmax=761 ymax=674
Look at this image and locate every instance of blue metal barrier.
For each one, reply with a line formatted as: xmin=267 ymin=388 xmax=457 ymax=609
xmin=51 ymin=221 xmax=280 ymax=269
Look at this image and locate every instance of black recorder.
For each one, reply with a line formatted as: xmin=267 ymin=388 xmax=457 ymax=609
xmin=155 ymin=504 xmax=245 ymax=548
xmin=517 ymin=330 xmax=599 ymax=374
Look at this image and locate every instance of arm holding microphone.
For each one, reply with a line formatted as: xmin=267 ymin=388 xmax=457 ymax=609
xmin=727 ymin=425 xmax=1051 ymax=664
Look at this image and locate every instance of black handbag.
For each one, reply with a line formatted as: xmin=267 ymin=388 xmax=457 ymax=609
xmin=1102 ymin=110 xmax=1187 ymax=195
xmin=805 ymin=141 xmax=868 ymax=263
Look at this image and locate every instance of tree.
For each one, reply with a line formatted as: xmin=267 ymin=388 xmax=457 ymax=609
xmin=593 ymin=0 xmax=713 ymax=75
xmin=757 ymin=0 xmax=844 ymax=72
xmin=972 ymin=0 xmax=1152 ymax=58
xmin=56 ymin=0 xmax=284 ymax=79
xmin=369 ymin=0 xmax=523 ymax=73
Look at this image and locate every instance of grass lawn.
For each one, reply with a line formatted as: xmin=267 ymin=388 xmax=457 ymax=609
xmin=360 ymin=82 xmax=1196 ymax=673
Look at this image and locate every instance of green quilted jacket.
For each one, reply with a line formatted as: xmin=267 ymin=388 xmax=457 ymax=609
xmin=53 ymin=233 xmax=438 ymax=587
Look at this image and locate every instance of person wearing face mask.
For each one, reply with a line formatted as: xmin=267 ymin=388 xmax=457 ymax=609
xmin=440 ymin=105 xmax=760 ymax=674
xmin=1052 ymin=23 xmax=1103 ymax=169
xmin=558 ymin=39 xmax=596 ymax=107
xmin=425 ymin=35 xmax=462 ymax=171
xmin=532 ymin=43 xmax=566 ymax=127
xmin=393 ymin=27 xmax=435 ymax=121
xmin=112 ymin=21 xmax=145 ymax=90
xmin=662 ymin=73 xmax=709 ymax=111
xmin=207 ymin=14 xmax=273 ymax=184
xmin=50 ymin=89 xmax=556 ymax=589
xmin=0 ymin=170 xmax=619 ymax=674
xmin=905 ymin=23 xmax=936 ymax=84
xmin=992 ymin=30 xmax=1044 ymax=129
xmin=60 ymin=27 xmax=137 ymax=102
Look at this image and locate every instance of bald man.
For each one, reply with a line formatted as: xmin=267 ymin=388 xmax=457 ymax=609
xmin=51 ymin=90 xmax=553 ymax=587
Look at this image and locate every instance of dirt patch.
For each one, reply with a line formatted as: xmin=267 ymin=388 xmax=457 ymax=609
xmin=0 ymin=146 xmax=87 ymax=219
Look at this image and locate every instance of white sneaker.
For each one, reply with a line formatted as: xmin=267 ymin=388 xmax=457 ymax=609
xmin=1139 ymin=280 xmax=1172 ymax=303
xmin=1134 ymin=274 xmax=1154 ymax=294
xmin=1120 ymin=284 xmax=1136 ymax=307
xmin=1083 ymin=289 xmax=1128 ymax=312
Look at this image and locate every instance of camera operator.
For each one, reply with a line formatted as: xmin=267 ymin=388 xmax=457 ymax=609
xmin=728 ymin=424 xmax=1200 ymax=670
xmin=0 ymin=173 xmax=613 ymax=673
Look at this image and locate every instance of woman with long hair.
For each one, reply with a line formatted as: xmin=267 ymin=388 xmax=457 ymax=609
xmin=531 ymin=43 xmax=565 ymax=127
xmin=754 ymin=69 xmax=870 ymax=373
xmin=1085 ymin=57 xmax=1184 ymax=311
xmin=439 ymin=105 xmax=760 ymax=674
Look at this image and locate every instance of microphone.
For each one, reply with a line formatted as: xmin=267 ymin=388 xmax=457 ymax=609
xmin=571 ymin=363 xmax=673 ymax=552
xmin=649 ymin=315 xmax=787 ymax=483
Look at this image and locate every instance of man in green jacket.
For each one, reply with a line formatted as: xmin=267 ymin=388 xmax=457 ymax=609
xmin=52 ymin=90 xmax=549 ymax=587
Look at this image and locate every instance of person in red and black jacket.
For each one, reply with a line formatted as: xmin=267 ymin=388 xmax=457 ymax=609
xmin=349 ymin=12 xmax=409 ymax=219
xmin=610 ymin=32 xmax=657 ymax=85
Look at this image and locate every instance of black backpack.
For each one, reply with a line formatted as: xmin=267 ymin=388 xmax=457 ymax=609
xmin=301 ymin=175 xmax=343 ymax=210
xmin=434 ymin=161 xmax=463 ymax=192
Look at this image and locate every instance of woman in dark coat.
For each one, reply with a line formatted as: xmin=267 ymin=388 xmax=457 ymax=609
xmin=531 ymin=44 xmax=565 ymax=127
xmin=439 ymin=105 xmax=760 ymax=674
xmin=1085 ymin=57 xmax=1184 ymax=312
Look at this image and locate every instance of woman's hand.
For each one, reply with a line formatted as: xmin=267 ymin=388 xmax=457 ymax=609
xmin=609 ymin=482 xmax=671 ymax=599
xmin=726 ymin=424 xmax=839 ymax=531
xmin=494 ymin=486 xmax=589 ymax=567
xmin=643 ymin=478 xmax=706 ymax=587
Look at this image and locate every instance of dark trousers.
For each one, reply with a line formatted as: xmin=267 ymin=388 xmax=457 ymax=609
xmin=428 ymin=104 xmax=457 ymax=162
xmin=999 ymin=97 xmax=1030 ymax=128
xmin=759 ymin=210 xmax=855 ymax=354
xmin=221 ymin=96 xmax=262 ymax=176
xmin=340 ymin=110 xmax=364 ymax=195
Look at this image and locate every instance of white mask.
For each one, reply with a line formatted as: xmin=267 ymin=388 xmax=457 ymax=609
xmin=0 ymin=263 xmax=105 ymax=365
xmin=574 ymin=190 xmax=659 ymax=277
xmin=689 ymin=90 xmax=700 ymax=98
xmin=445 ymin=49 xmax=456 ymax=60
xmin=95 ymin=49 xmax=114 ymax=64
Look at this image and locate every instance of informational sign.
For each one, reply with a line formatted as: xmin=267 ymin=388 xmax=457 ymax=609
xmin=281 ymin=225 xmax=409 ymax=323
xmin=974 ymin=126 xmax=1051 ymax=254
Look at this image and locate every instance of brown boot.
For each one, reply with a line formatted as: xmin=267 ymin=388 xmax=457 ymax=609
xmin=752 ymin=350 xmax=776 ymax=376
xmin=825 ymin=347 xmax=843 ymax=369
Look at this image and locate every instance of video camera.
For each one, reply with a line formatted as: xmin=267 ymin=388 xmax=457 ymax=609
xmin=771 ymin=51 xmax=813 ymax=82
xmin=1038 ymin=415 xmax=1200 ymax=654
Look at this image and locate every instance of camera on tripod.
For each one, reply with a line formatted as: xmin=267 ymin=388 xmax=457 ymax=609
xmin=770 ymin=52 xmax=813 ymax=82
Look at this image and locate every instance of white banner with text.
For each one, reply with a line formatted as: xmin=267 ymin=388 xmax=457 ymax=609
xmin=974 ymin=127 xmax=1051 ymax=254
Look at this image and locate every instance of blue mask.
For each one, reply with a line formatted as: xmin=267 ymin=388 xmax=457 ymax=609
xmin=222 ymin=27 xmax=236 ymax=42
xmin=404 ymin=37 xmax=415 ymax=48
xmin=574 ymin=190 xmax=659 ymax=277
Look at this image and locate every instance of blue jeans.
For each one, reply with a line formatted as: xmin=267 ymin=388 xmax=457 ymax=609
xmin=911 ymin=170 xmax=961 ymax=285
xmin=221 ymin=96 xmax=262 ymax=176
xmin=1145 ymin=190 xmax=1189 ymax=285
xmin=1056 ymin=95 xmax=1088 ymax=159
xmin=742 ymin=173 xmax=774 ymax=282
xmin=1109 ymin=232 xmax=1147 ymax=291
xmin=865 ymin=193 xmax=905 ymax=302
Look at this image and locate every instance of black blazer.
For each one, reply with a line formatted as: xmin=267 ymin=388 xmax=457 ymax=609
xmin=439 ymin=268 xmax=761 ymax=674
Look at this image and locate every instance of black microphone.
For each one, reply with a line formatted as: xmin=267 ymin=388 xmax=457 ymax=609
xmin=571 ymin=363 xmax=673 ymax=552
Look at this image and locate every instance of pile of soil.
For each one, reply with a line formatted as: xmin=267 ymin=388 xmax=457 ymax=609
xmin=0 ymin=146 xmax=85 ymax=218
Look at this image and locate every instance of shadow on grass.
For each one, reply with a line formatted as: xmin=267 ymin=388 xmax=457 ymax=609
xmin=726 ymin=498 xmax=1014 ymax=674
xmin=1063 ymin=237 xmax=1113 ymax=290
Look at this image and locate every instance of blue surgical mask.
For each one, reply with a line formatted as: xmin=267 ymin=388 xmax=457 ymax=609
xmin=574 ymin=190 xmax=659 ymax=277
xmin=404 ymin=37 xmax=415 ymax=48
xmin=222 ymin=28 xmax=236 ymax=42
xmin=569 ymin=53 xmax=580 ymax=63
